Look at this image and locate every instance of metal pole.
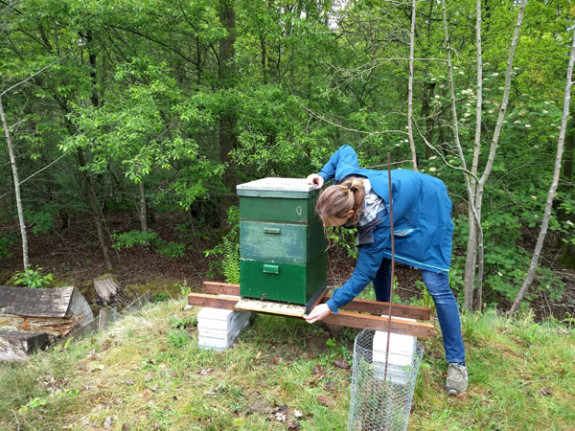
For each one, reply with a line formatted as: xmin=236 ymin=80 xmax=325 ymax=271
xmin=383 ymin=153 xmax=396 ymax=381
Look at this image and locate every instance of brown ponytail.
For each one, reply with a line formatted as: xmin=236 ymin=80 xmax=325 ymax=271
xmin=315 ymin=177 xmax=365 ymax=225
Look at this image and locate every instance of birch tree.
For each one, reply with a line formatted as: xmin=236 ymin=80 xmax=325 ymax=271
xmin=463 ymin=0 xmax=526 ymax=310
xmin=0 ymin=63 xmax=58 ymax=270
xmin=438 ymin=0 xmax=527 ymax=310
xmin=406 ymin=0 xmax=418 ymax=171
xmin=0 ymin=93 xmax=28 ymax=270
xmin=509 ymin=25 xmax=575 ymax=314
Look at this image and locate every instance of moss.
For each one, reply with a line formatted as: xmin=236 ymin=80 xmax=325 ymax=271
xmin=124 ymin=277 xmax=184 ymax=300
xmin=0 ymin=270 xmax=15 ymax=285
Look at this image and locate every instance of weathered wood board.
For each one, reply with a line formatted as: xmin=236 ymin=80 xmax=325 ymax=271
xmin=0 ymin=329 xmax=49 ymax=361
xmin=0 ymin=313 xmax=88 ymax=337
xmin=94 ymin=275 xmax=119 ymax=304
xmin=0 ymin=285 xmax=75 ymax=317
xmin=0 ymin=286 xmax=93 ymax=337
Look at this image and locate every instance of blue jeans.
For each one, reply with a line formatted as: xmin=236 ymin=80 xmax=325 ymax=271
xmin=373 ymin=259 xmax=466 ymax=365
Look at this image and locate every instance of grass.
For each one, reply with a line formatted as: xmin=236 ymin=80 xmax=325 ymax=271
xmin=0 ymin=300 xmax=574 ymax=431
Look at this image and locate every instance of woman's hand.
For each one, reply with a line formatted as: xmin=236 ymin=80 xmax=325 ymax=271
xmin=304 ymin=303 xmax=332 ymax=323
xmin=306 ymin=173 xmax=324 ymax=190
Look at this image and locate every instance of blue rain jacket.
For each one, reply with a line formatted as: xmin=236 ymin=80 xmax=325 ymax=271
xmin=318 ymin=145 xmax=454 ymax=313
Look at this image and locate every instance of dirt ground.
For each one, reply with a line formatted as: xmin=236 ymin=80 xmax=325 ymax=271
xmin=1 ymin=212 xmax=573 ymax=321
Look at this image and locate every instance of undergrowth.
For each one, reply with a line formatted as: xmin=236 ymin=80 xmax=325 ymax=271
xmin=0 ymin=301 xmax=573 ymax=431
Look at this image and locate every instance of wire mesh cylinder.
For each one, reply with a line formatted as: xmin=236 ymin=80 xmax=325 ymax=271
xmin=347 ymin=329 xmax=424 ymax=431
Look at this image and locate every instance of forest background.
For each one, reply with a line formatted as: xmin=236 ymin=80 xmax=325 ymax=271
xmin=1 ymin=0 xmax=575 ymax=320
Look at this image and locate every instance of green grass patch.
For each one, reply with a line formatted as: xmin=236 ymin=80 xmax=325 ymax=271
xmin=0 ymin=301 xmax=573 ymax=430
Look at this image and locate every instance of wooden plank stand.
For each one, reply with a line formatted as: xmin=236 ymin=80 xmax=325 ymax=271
xmin=188 ymin=282 xmax=436 ymax=339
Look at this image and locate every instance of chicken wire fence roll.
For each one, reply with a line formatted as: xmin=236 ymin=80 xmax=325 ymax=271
xmin=347 ymin=328 xmax=424 ymax=431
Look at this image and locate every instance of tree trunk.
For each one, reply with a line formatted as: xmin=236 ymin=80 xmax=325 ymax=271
xmin=420 ymin=0 xmax=436 ymax=159
xmin=76 ymin=149 xmax=113 ymax=270
xmin=138 ymin=181 xmax=148 ymax=235
xmin=509 ymin=26 xmax=575 ymax=314
xmin=441 ymin=0 xmax=477 ymax=309
xmin=469 ymin=0 xmax=484 ymax=310
xmin=0 ymin=61 xmax=60 ymax=270
xmin=0 ymin=96 xmax=29 ymax=270
xmin=463 ymin=0 xmax=485 ymax=310
xmin=465 ymin=0 xmax=526 ymax=310
xmin=456 ymin=0 xmax=526 ymax=310
xmin=80 ymin=28 xmax=113 ymax=270
xmin=407 ymin=0 xmax=418 ymax=171
xmin=137 ymin=180 xmax=149 ymax=247
xmin=218 ymin=0 xmax=237 ymax=225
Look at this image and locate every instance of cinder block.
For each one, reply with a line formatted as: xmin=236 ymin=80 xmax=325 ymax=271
xmin=197 ymin=307 xmax=238 ymax=323
xmin=198 ymin=336 xmax=234 ymax=351
xmin=197 ymin=307 xmax=252 ymax=351
xmin=197 ymin=308 xmax=251 ymax=331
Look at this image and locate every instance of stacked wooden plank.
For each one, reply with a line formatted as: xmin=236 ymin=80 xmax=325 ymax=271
xmin=189 ymin=282 xmax=436 ymax=339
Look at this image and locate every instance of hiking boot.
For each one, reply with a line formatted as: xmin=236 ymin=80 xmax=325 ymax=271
xmin=446 ymin=363 xmax=468 ymax=395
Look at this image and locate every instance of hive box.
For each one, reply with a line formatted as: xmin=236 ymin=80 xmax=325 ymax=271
xmin=197 ymin=307 xmax=252 ymax=351
xmin=237 ymin=178 xmax=327 ymax=305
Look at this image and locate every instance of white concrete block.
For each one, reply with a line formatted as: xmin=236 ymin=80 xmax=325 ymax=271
xmin=198 ymin=318 xmax=249 ymax=340
xmin=373 ymin=362 xmax=411 ymax=386
xmin=197 ymin=327 xmax=231 ymax=339
xmin=197 ymin=309 xmax=251 ymax=331
xmin=198 ymin=336 xmax=233 ymax=351
xmin=197 ymin=307 xmax=237 ymax=323
xmin=197 ymin=307 xmax=252 ymax=351
xmin=372 ymin=319 xmax=417 ymax=385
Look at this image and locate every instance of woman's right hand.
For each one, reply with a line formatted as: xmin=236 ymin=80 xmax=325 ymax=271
xmin=304 ymin=303 xmax=332 ymax=323
xmin=306 ymin=173 xmax=324 ymax=190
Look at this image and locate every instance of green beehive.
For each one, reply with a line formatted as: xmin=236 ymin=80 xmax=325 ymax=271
xmin=237 ymin=178 xmax=327 ymax=305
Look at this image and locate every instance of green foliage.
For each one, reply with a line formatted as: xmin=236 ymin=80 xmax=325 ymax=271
xmin=0 ymin=233 xmax=16 ymax=260
xmin=1 ymin=0 xmax=574 ymax=313
xmin=410 ymin=280 xmax=436 ymax=316
xmin=156 ymin=242 xmax=186 ymax=259
xmin=220 ymin=237 xmax=240 ymax=285
xmin=112 ymin=230 xmax=187 ymax=259
xmin=153 ymin=292 xmax=168 ymax=302
xmin=175 ymin=280 xmax=192 ymax=297
xmin=18 ymin=389 xmax=79 ymax=413
xmin=111 ymin=230 xmax=161 ymax=250
xmin=204 ymin=206 xmax=241 ymax=284
xmin=11 ymin=267 xmax=54 ymax=289
xmin=550 ymin=213 xmax=575 ymax=247
xmin=326 ymin=227 xmax=358 ymax=259
xmin=25 ymin=210 xmax=55 ymax=236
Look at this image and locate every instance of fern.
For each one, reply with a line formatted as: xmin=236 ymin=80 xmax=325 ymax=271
xmin=221 ymin=237 xmax=240 ymax=284
xmin=204 ymin=206 xmax=241 ymax=284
